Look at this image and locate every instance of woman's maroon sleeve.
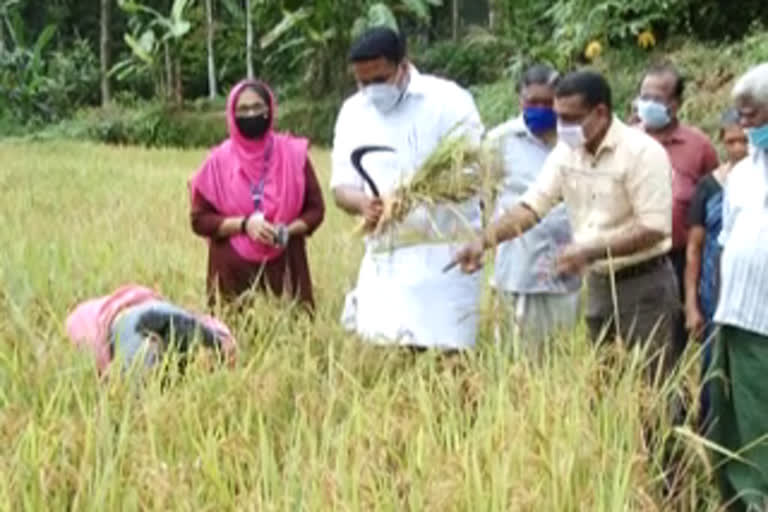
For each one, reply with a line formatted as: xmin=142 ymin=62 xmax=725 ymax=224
xmin=298 ymin=158 xmax=325 ymax=236
xmin=190 ymin=191 xmax=227 ymax=239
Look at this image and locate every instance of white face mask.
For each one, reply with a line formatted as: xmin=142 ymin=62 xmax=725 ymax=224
xmin=363 ymin=68 xmax=407 ymax=114
xmin=557 ymin=120 xmax=586 ymax=149
xmin=364 ymin=83 xmax=404 ymax=113
xmin=637 ymin=98 xmax=671 ymax=129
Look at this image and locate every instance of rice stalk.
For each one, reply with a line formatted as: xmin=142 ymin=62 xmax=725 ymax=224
xmin=356 ymin=130 xmax=502 ymax=247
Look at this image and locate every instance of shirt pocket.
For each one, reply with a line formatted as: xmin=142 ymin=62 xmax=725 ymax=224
xmin=562 ymin=169 xmax=628 ymax=228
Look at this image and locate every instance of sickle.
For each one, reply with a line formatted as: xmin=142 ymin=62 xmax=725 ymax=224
xmin=350 ymin=145 xmax=395 ymax=198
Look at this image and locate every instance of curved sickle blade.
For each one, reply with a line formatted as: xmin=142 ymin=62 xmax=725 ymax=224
xmin=350 ymin=145 xmax=395 ymax=198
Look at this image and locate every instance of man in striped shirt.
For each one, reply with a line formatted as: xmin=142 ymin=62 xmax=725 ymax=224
xmin=707 ymin=62 xmax=768 ymax=511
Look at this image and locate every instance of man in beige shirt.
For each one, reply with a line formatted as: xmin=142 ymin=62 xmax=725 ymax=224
xmin=455 ymin=70 xmax=679 ymax=375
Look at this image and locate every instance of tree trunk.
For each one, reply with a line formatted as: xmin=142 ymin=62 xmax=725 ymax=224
xmin=205 ymin=0 xmax=217 ymax=99
xmin=452 ymin=0 xmax=459 ymax=41
xmin=245 ymin=0 xmax=254 ymax=79
xmin=174 ymin=55 xmax=183 ymax=105
xmin=487 ymin=0 xmax=498 ymax=31
xmin=164 ymin=42 xmax=173 ymax=102
xmin=100 ymin=0 xmax=112 ymax=106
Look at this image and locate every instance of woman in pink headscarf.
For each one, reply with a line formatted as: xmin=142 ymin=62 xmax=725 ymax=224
xmin=189 ymin=80 xmax=325 ymax=310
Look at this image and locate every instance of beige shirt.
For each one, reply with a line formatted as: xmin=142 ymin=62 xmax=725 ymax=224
xmin=521 ymin=118 xmax=672 ymax=273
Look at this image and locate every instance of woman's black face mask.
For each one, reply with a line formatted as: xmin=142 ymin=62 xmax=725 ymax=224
xmin=236 ymin=113 xmax=269 ymax=140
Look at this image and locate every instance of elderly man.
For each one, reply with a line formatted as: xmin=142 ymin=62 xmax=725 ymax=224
xmin=454 ymin=70 xmax=678 ymax=375
xmin=331 ymin=27 xmax=484 ymax=351
xmin=637 ymin=63 xmax=720 ymax=356
xmin=708 ymin=62 xmax=768 ymax=511
xmin=486 ymin=64 xmax=581 ymax=358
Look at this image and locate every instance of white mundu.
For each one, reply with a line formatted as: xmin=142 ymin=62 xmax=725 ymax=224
xmin=331 ymin=66 xmax=485 ymax=350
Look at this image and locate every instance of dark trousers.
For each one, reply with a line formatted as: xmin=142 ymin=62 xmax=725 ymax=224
xmin=586 ymin=256 xmax=685 ymax=495
xmin=668 ymin=248 xmax=688 ymax=362
xmin=586 ymin=257 xmax=681 ymax=378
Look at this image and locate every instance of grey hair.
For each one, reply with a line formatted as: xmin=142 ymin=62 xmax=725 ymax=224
xmin=518 ymin=64 xmax=561 ymax=93
xmin=732 ymin=62 xmax=768 ymax=107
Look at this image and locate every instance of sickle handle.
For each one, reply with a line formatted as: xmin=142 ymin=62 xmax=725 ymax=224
xmin=350 ymin=145 xmax=395 ymax=198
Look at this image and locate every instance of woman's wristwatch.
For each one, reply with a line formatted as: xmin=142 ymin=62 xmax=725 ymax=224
xmin=240 ymin=214 xmax=251 ymax=234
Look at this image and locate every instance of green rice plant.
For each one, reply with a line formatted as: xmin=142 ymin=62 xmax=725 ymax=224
xmin=0 ymin=139 xmax=723 ymax=510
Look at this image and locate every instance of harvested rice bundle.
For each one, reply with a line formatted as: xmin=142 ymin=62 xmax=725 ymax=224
xmin=372 ymin=132 xmax=502 ymax=236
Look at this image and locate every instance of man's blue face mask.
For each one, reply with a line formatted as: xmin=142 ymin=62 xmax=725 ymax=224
xmin=523 ymin=106 xmax=557 ymax=135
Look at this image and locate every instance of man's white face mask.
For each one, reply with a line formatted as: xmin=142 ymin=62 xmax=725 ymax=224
xmin=556 ymin=120 xmax=586 ymax=149
xmin=363 ymin=67 xmax=407 ymax=114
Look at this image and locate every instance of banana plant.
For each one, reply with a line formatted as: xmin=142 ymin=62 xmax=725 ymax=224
xmin=114 ymin=0 xmax=194 ymax=104
xmin=0 ymin=0 xmax=21 ymax=52
xmin=260 ymin=0 xmax=442 ymax=98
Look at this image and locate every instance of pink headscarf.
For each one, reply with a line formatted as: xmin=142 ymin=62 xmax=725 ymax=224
xmin=189 ymin=80 xmax=308 ymax=262
xmin=65 ymin=284 xmax=237 ymax=374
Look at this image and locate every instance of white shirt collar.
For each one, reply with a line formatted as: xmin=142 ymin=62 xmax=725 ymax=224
xmin=404 ymin=65 xmax=428 ymax=98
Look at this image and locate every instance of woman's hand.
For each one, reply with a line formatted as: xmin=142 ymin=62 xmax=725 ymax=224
xmin=245 ymin=214 xmax=277 ymax=246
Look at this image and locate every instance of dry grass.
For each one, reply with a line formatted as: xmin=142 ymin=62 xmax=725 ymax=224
xmin=0 ymin=139 xmax=721 ymax=510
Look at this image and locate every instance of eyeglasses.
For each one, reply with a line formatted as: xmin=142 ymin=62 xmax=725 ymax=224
xmin=235 ymin=103 xmax=269 ymax=117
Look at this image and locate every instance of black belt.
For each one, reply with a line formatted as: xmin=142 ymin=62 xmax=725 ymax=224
xmin=597 ymin=254 xmax=669 ymax=281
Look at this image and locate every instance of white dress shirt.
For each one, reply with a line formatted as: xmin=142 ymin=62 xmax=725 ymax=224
xmin=331 ymin=66 xmax=484 ymax=349
xmin=487 ymin=117 xmax=581 ymax=294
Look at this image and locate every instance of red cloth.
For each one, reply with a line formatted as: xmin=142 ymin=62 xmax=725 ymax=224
xmin=649 ymin=123 xmax=719 ymax=249
xmin=65 ymin=284 xmax=237 ymax=374
xmin=188 ymin=80 xmax=308 ymax=262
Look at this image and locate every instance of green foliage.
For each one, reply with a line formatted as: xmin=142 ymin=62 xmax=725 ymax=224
xmin=0 ymin=35 xmax=99 ymax=125
xmin=0 ymin=139 xmax=724 ymax=510
xmin=413 ymin=30 xmax=515 ymax=87
xmin=261 ymin=0 xmax=442 ymax=98
xmin=113 ymin=0 xmax=195 ymax=101
xmin=277 ymin=96 xmax=342 ymax=146
xmin=470 ymin=79 xmax=517 ymax=129
xmin=37 ymin=95 xmax=343 ymax=149
xmin=492 ymin=0 xmax=768 ymax=69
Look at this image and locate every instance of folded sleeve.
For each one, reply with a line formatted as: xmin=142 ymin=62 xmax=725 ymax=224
xmin=626 ymin=140 xmax=673 ymax=234
xmin=190 ymin=191 xmax=226 ymax=239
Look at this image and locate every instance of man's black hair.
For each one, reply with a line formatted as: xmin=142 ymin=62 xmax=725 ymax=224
xmin=643 ymin=62 xmax=685 ymax=101
xmin=519 ymin=64 xmax=561 ymax=92
xmin=555 ymin=70 xmax=613 ymax=111
xmin=348 ymin=26 xmax=406 ymax=64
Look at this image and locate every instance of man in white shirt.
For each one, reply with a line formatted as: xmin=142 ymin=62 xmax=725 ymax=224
xmin=331 ymin=27 xmax=484 ymax=351
xmin=486 ymin=64 xmax=581 ymax=358
xmin=707 ymin=62 xmax=768 ymax=512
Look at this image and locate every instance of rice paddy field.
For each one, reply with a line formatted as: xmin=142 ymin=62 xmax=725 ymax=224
xmin=0 ymin=139 xmax=722 ymax=510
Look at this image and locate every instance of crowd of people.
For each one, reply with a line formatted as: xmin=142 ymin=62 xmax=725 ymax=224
xmin=64 ymin=26 xmax=768 ymax=510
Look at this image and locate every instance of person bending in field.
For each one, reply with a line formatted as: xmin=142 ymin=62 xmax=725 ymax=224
xmin=66 ymin=284 xmax=236 ymax=377
xmin=189 ymin=80 xmax=325 ymax=311
xmin=683 ymin=109 xmax=748 ymax=428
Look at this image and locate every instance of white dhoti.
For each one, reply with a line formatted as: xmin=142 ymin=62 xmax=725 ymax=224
xmin=342 ymin=243 xmax=481 ymax=350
